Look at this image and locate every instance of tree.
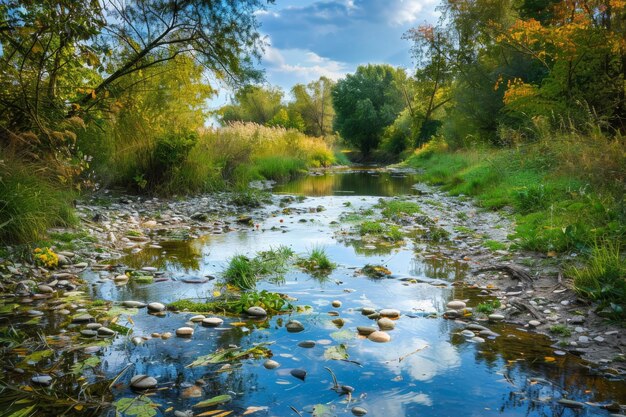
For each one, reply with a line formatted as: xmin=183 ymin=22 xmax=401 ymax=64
xmin=218 ymin=85 xmax=284 ymax=125
xmin=332 ymin=65 xmax=407 ymax=155
xmin=290 ymin=76 xmax=335 ymax=136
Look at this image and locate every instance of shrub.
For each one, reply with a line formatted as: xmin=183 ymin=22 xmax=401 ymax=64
xmin=476 ymin=299 xmax=501 ymax=314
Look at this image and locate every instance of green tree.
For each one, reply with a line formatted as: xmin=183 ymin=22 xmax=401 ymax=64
xmin=332 ymin=65 xmax=407 ymax=155
xmin=290 ymin=76 xmax=335 ymax=136
xmin=218 ymin=85 xmax=284 ymax=125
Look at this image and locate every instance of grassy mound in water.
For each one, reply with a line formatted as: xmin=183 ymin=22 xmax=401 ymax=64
xmin=405 ymin=134 xmax=625 ymax=318
xmin=168 ymin=290 xmax=294 ymax=315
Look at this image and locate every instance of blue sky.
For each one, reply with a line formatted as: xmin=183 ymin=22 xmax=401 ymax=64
xmin=210 ymin=0 xmax=439 ymax=109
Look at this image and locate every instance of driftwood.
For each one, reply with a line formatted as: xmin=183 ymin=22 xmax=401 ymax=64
xmin=509 ymin=299 xmax=543 ymax=319
xmin=477 ymin=264 xmax=534 ymax=288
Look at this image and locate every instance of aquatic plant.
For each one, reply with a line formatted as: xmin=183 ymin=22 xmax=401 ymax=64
xmin=476 ymin=299 xmax=502 ymax=314
xmin=298 ymin=247 xmax=336 ymax=274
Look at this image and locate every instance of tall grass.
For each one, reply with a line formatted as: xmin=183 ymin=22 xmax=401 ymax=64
xmin=0 ymin=152 xmax=76 ymax=244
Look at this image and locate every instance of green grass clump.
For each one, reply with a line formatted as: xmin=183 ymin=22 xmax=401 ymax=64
xmin=476 ymin=299 xmax=501 ymax=314
xmin=571 ymin=242 xmax=626 ymax=318
xmin=378 ymin=200 xmax=422 ymax=219
xmin=299 ymin=247 xmax=336 ymax=274
xmin=229 ymin=189 xmax=271 ymax=208
xmin=484 ymin=240 xmax=507 ymax=251
xmin=250 ymin=156 xmax=307 ymax=181
xmin=359 ymin=221 xmax=385 ymax=235
xmin=549 ymin=324 xmax=572 ymax=337
xmin=0 ymin=155 xmax=76 ymax=244
xmin=169 ymin=290 xmax=294 ymax=315
xmin=223 ymin=246 xmax=294 ymax=289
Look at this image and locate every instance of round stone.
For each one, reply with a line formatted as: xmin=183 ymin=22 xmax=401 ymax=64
xmin=97 ymin=327 xmax=116 ymax=336
xmin=131 ymin=336 xmax=144 ymax=345
xmin=80 ymin=329 xmax=98 ymax=338
xmin=357 ymin=326 xmax=377 ymax=336
xmin=189 ymin=315 xmax=206 ymax=322
xmin=460 ymin=329 xmax=475 ymax=338
xmin=263 ymin=359 xmax=280 ymax=369
xmin=72 ymin=314 xmax=94 ymax=323
xmin=377 ymin=318 xmax=395 ymax=331
xmin=488 ymin=314 xmax=505 ymax=321
xmin=37 ymin=285 xmax=54 ymax=294
xmin=331 ymin=300 xmax=342 ymax=308
xmin=444 ymin=310 xmax=460 ymax=319
xmin=161 ymin=332 xmax=172 ymax=340
xmin=368 ymin=331 xmax=391 ymax=343
xmin=176 ymin=327 xmax=194 ymax=338
xmin=379 ymin=309 xmax=400 ymax=318
xmin=352 ymin=406 xmax=368 ymax=416
xmin=298 ymin=340 xmax=316 ymax=348
xmin=290 ymin=369 xmax=307 ymax=381
xmin=147 ymin=302 xmax=165 ymax=312
xmin=122 ymin=300 xmax=146 ymax=308
xmin=466 ymin=323 xmax=488 ymax=331
xmin=115 ymin=275 xmax=130 ymax=282
xmin=446 ymin=300 xmax=466 ymax=310
xmin=471 ymin=336 xmax=486 ymax=343
xmin=31 ymin=375 xmax=52 ymax=386
xmin=331 ymin=318 xmax=345 ymax=327
xmin=528 ymin=320 xmax=541 ymax=327
xmin=286 ymin=320 xmax=304 ymax=333
xmin=86 ymin=323 xmax=102 ymax=330
xmin=361 ymin=307 xmax=376 ymax=315
xmin=247 ymin=306 xmax=267 ymax=317
xmin=130 ymin=375 xmax=157 ymax=390
xmin=202 ymin=317 xmax=224 ymax=327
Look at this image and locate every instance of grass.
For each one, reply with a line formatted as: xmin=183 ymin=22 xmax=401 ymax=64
xmin=570 ymin=242 xmax=625 ymax=318
xmin=299 ymin=247 xmax=336 ymax=274
xmin=0 ymin=153 xmax=76 ymax=244
xmin=549 ymin=324 xmax=572 ymax=337
xmin=223 ymin=246 xmax=294 ymax=289
xmin=484 ymin=239 xmax=507 ymax=251
xmin=378 ymin=200 xmax=422 ymax=219
xmin=476 ymin=299 xmax=502 ymax=314
xmin=169 ymin=290 xmax=294 ymax=315
xmin=358 ymin=221 xmax=405 ymax=243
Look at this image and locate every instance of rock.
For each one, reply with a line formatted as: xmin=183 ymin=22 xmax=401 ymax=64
xmin=368 ymin=331 xmax=391 ymax=343
xmin=478 ymin=330 xmax=499 ymax=338
xmin=357 ymin=326 xmax=377 ymax=336
xmin=201 ymin=317 xmax=224 ymax=327
xmin=446 ymin=300 xmax=466 ymax=310
xmin=298 ymin=340 xmax=316 ymax=348
xmin=367 ymin=313 xmax=380 ymax=320
xmin=130 ymin=375 xmax=158 ymax=390
xmin=31 ymin=375 xmax=52 ymax=386
xmin=247 ymin=306 xmax=267 ymax=317
xmin=578 ymin=336 xmax=590 ymax=344
xmin=460 ymin=329 xmax=475 ymax=337
xmin=37 ymin=284 xmax=54 ymax=293
xmin=466 ymin=323 xmax=488 ymax=331
xmin=151 ymin=333 xmax=161 ymax=338
xmin=181 ymin=385 xmax=203 ymax=398
xmin=191 ymin=212 xmax=210 ymax=221
xmin=331 ymin=300 xmax=342 ymax=308
xmin=286 ymin=320 xmax=304 ymax=333
xmin=471 ymin=337 xmax=486 ymax=343
xmin=331 ymin=318 xmax=345 ymax=327
xmin=594 ymin=336 xmax=605 ymax=343
xmin=488 ymin=314 xmax=504 ymax=322
xmin=558 ymin=399 xmax=584 ymax=408
xmin=444 ymin=310 xmax=460 ymax=319
xmin=56 ymin=254 xmax=69 ymax=266
xmin=84 ymin=346 xmax=101 ymax=354
xmin=122 ymin=300 xmax=146 ymax=308
xmin=131 ymin=336 xmax=144 ymax=345
xmin=377 ymin=318 xmax=395 ymax=330
xmin=174 ymin=411 xmax=193 ymax=417
xmin=570 ymin=316 xmax=585 ymax=324
xmin=352 ymin=406 xmax=368 ymax=416
xmin=72 ymin=314 xmax=94 ymax=323
xmin=528 ymin=320 xmax=541 ymax=327
xmin=189 ymin=315 xmax=206 ymax=322
xmin=97 ymin=327 xmax=116 ymax=337
xmin=27 ymin=310 xmax=44 ymax=316
xmin=290 ymin=369 xmax=307 ymax=381
xmin=263 ymin=359 xmax=280 ymax=369
xmin=86 ymin=323 xmax=102 ymax=330
xmin=161 ymin=332 xmax=172 ymax=340
xmin=379 ymin=308 xmax=400 ymax=318
xmin=147 ymin=302 xmax=165 ymax=312
xmin=554 ymin=350 xmax=567 ymax=356
xmin=80 ymin=329 xmax=98 ymax=338
xmin=176 ymin=327 xmax=194 ymax=338
xmin=361 ymin=307 xmax=376 ymax=315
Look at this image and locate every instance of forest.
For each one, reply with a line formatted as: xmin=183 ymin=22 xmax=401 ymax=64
xmin=0 ymin=1 xmax=625 ymax=416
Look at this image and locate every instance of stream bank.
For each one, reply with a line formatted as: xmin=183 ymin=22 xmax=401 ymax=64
xmin=1 ymin=167 xmax=624 ymax=417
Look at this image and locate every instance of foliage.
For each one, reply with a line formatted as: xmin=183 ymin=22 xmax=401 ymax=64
xmin=223 ymin=246 xmax=294 ymax=289
xmin=476 ymin=299 xmax=502 ymax=315
xmin=298 ymin=247 xmax=336 ymax=274
xmin=114 ymin=396 xmax=158 ymax=417
xmin=549 ymin=324 xmax=572 ymax=337
xmin=290 ymin=77 xmax=336 ymax=137
xmin=378 ymin=200 xmax=422 ymax=219
xmin=33 ymin=247 xmax=58 ymax=269
xmin=332 ymin=64 xmax=408 ymax=155
xmin=571 ymin=242 xmax=626 ymax=319
xmin=358 ymin=221 xmax=404 ymax=242
xmin=360 ymin=264 xmax=392 ymax=278
xmin=168 ymin=290 xmax=293 ymax=315
xmin=218 ymin=85 xmax=284 ymax=125
xmin=188 ymin=345 xmax=271 ymax=367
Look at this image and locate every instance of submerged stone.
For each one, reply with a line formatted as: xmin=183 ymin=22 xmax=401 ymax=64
xmin=130 ymin=375 xmax=157 ymax=390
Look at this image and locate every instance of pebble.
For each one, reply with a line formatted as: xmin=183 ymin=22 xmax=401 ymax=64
xmin=332 ymin=318 xmax=345 ymax=327
xmin=352 ymin=406 xmax=368 ymax=416
xmin=379 ymin=308 xmax=400 ymax=318
xmin=151 ymin=333 xmax=161 ymax=338
xmin=570 ymin=316 xmax=585 ymax=324
xmin=488 ymin=314 xmax=504 ymax=322
xmin=286 ymin=320 xmax=304 ymax=333
xmin=26 ymin=310 xmax=44 ymax=317
xmin=37 ymin=284 xmax=54 ymax=293
xmin=594 ymin=336 xmax=605 ymax=343
xmin=189 ymin=315 xmax=206 ymax=322
xmin=578 ymin=336 xmax=590 ymax=344
xmin=181 ymin=385 xmax=202 ymax=398
xmin=554 ymin=350 xmax=566 ymax=356
xmin=528 ymin=320 xmax=541 ymax=327
xmin=263 ymin=359 xmax=280 ymax=369
xmin=368 ymin=331 xmax=391 ymax=343
xmin=377 ymin=318 xmax=395 ymax=330
xmin=122 ymin=300 xmax=146 ymax=308
xmin=176 ymin=327 xmax=194 ymax=338
xmin=130 ymin=375 xmax=158 ymax=390
xmin=460 ymin=330 xmax=475 ymax=338
xmin=247 ymin=306 xmax=267 ymax=317
xmin=298 ymin=340 xmax=316 ymax=348
xmin=84 ymin=346 xmax=101 ymax=354
xmin=466 ymin=323 xmax=488 ymax=331
xmin=558 ymin=399 xmax=584 ymax=408
xmin=97 ymin=327 xmax=116 ymax=336
xmin=31 ymin=375 xmax=52 ymax=386
xmin=72 ymin=314 xmax=94 ymax=323
xmin=357 ymin=326 xmax=377 ymax=336
xmin=131 ymin=336 xmax=144 ymax=345
xmin=446 ymin=300 xmax=466 ymax=310
xmin=444 ymin=310 xmax=460 ymax=319
xmin=361 ymin=307 xmax=376 ymax=315
xmin=470 ymin=336 xmax=485 ymax=343
xmin=331 ymin=300 xmax=342 ymax=308
xmin=147 ymin=302 xmax=166 ymax=312
xmin=290 ymin=368 xmax=307 ymax=381
xmin=202 ymin=317 xmax=224 ymax=327
xmin=162 ymin=332 xmax=172 ymax=339
xmin=80 ymin=329 xmax=98 ymax=338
